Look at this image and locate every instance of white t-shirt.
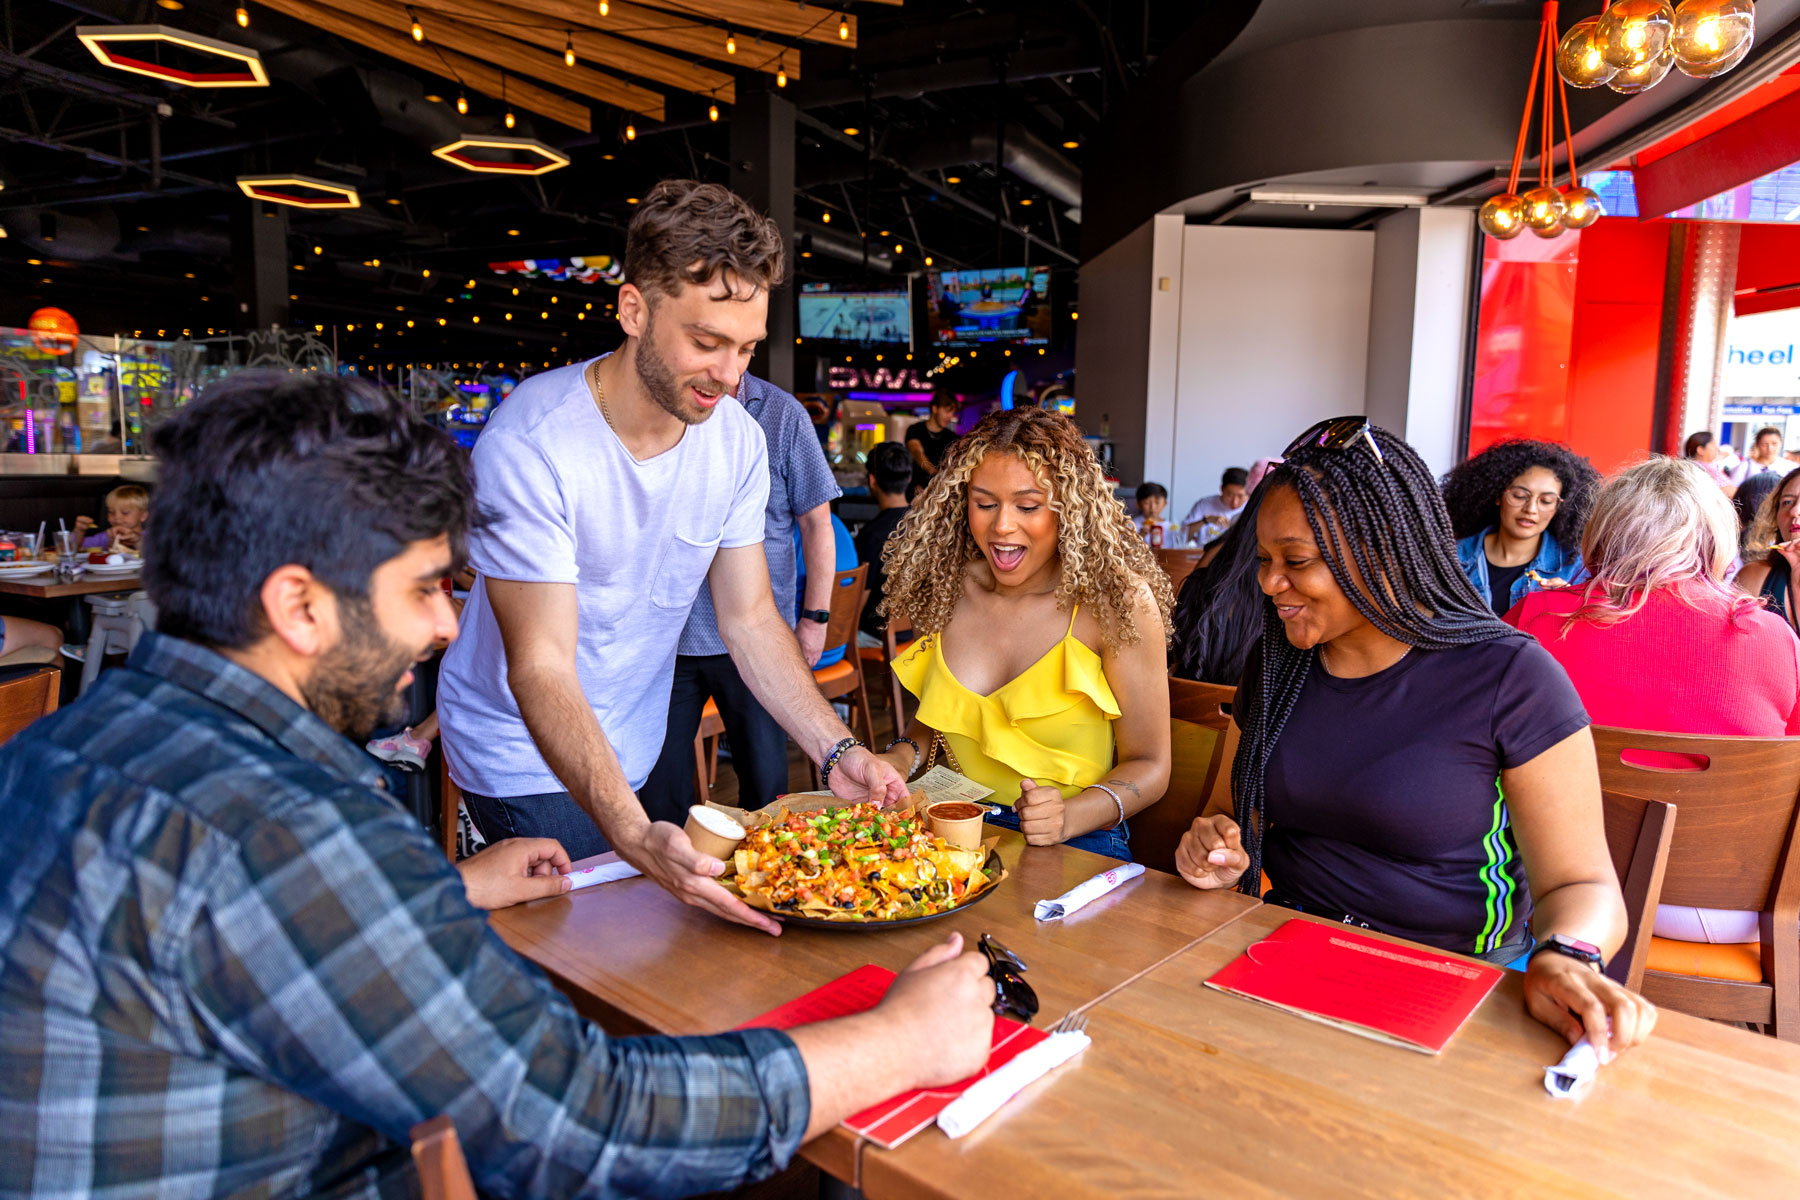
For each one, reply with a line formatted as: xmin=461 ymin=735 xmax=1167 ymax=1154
xmin=437 ymin=358 xmax=770 ymax=796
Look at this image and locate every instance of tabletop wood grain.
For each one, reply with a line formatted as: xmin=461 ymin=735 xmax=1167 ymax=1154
xmin=0 ymin=572 xmax=139 ymax=599
xmin=487 ymin=827 xmax=1260 ymax=1192
xmin=859 ymin=905 xmax=1800 ymax=1200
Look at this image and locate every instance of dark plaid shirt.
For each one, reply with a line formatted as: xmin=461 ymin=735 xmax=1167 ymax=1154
xmin=0 ymin=633 xmax=809 ymax=1199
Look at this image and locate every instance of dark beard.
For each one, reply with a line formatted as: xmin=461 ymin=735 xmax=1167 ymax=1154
xmin=301 ymin=593 xmax=420 ymax=741
xmin=633 ymin=311 xmax=722 ymax=425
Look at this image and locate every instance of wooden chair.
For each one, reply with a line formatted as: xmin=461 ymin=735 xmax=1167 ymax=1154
xmin=0 ymin=662 xmax=60 ymax=745
xmin=1130 ymin=677 xmax=1239 ymax=875
xmin=691 ymin=697 xmax=726 ymax=801
xmin=1154 ymin=548 xmax=1205 ymax=593
xmin=1591 ymin=726 xmax=1800 ymax=1039
xmin=1597 ymin=791 xmax=1676 ymax=992
xmin=410 ymin=1115 xmax=477 ymax=1200
xmin=856 ymin=613 xmax=916 ymax=737
xmin=437 ymin=751 xmax=461 ymax=860
xmin=808 ymin=566 xmax=876 ymax=787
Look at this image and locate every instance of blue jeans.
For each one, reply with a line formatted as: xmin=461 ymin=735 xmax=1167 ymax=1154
xmin=984 ymin=804 xmax=1132 ymax=861
xmin=461 ymin=789 xmax=611 ymax=861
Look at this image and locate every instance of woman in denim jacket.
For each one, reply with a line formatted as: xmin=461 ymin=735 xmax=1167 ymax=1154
xmin=1443 ymin=440 xmax=1600 ymax=618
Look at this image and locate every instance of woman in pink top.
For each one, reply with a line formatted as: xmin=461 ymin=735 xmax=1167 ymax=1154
xmin=1508 ymin=457 xmax=1800 ymax=944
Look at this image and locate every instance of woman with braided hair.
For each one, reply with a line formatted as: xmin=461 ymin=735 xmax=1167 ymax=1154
xmin=1176 ymin=418 xmax=1656 ymax=1061
xmin=877 ymin=406 xmax=1174 ymax=859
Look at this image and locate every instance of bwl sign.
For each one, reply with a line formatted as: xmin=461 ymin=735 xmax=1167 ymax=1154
xmin=825 ymin=365 xmax=930 ymax=391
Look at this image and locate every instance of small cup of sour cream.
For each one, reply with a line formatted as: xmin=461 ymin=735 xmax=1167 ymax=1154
xmin=684 ymin=804 xmax=748 ymax=861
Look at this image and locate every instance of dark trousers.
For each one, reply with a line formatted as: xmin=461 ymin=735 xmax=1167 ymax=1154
xmin=641 ymin=653 xmax=791 ymax=824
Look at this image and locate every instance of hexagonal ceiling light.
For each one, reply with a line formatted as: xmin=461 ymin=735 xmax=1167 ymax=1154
xmin=76 ymin=25 xmax=268 ymax=87
xmin=236 ymin=175 xmax=362 ymax=209
xmin=432 ymin=135 xmax=570 ymax=176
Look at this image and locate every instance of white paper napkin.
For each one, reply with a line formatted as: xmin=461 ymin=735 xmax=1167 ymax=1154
xmin=566 ymin=861 xmax=643 ymax=892
xmin=937 ymin=1030 xmax=1092 ymax=1138
xmin=1034 ymin=863 xmax=1146 ymax=921
xmin=1544 ymin=1038 xmax=1600 ymax=1100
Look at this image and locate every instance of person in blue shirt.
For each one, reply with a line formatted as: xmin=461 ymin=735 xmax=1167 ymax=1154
xmin=794 ymin=508 xmax=858 ymax=669
xmin=1442 ymin=439 xmax=1600 ymax=618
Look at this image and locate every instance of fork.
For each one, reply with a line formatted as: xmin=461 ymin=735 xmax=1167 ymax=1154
xmin=1049 ymin=1010 xmax=1088 ymax=1036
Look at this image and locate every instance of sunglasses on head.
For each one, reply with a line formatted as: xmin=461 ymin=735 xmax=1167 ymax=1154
xmin=1284 ymin=416 xmax=1385 ymax=465
xmin=979 ymin=933 xmax=1039 ymax=1022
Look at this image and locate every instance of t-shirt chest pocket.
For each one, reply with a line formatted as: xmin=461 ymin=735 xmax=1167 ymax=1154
xmin=651 ymin=531 xmax=723 ymax=610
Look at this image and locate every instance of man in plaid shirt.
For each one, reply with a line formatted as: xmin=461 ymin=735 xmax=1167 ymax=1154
xmin=0 ymin=372 xmax=993 ymax=1199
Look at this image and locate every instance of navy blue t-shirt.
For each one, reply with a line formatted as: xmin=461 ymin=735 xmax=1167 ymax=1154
xmin=1237 ymin=634 xmax=1589 ymax=955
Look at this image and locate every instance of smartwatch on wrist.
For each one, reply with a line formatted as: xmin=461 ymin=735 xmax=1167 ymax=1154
xmin=799 ymin=608 xmax=831 ymax=625
xmin=1528 ymin=933 xmax=1605 ymax=974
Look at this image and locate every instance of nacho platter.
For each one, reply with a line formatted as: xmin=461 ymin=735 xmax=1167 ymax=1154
xmin=709 ymin=793 xmax=1006 ymax=929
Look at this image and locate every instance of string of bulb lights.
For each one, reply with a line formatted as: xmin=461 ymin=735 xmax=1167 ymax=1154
xmin=1479 ymin=0 xmax=1756 ymax=241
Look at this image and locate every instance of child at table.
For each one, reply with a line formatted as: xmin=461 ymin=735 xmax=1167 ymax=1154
xmin=74 ymin=485 xmax=149 ymax=555
xmin=1134 ymin=482 xmax=1177 ymax=547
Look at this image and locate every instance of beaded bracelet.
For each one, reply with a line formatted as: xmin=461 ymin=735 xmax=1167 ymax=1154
xmin=1089 ymin=783 xmax=1127 ymax=831
xmin=884 ymin=736 xmax=921 ymax=778
xmin=820 ymin=736 xmax=862 ymax=788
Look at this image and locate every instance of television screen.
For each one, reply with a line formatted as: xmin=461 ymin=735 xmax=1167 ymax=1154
xmin=797 ymin=284 xmax=912 ymax=345
xmin=928 ymin=267 xmax=1052 ymax=345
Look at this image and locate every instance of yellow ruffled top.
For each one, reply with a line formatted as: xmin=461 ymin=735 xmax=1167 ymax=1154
xmin=891 ymin=608 xmax=1120 ymax=805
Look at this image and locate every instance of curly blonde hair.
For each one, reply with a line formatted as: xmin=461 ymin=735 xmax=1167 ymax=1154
xmin=880 ymin=406 xmax=1174 ymax=646
xmin=1745 ymin=466 xmax=1800 ymax=558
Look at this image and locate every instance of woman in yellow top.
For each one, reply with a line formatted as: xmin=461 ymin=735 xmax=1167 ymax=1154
xmin=876 ymin=406 xmax=1174 ymax=859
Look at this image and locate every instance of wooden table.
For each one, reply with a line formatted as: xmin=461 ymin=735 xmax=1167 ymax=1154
xmin=0 ymin=571 xmax=139 ymax=599
xmin=861 ymin=906 xmax=1800 ymax=1200
xmin=488 ymin=829 xmax=1261 ymax=1189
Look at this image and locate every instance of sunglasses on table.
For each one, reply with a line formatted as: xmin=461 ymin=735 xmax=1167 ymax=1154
xmin=1283 ymin=416 xmax=1385 ymax=465
xmin=979 ymin=933 xmax=1039 ymax=1022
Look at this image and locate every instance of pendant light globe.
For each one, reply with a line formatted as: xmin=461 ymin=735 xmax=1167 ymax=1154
xmin=1671 ymin=0 xmax=1755 ymax=78
xmin=1557 ymin=16 xmax=1619 ymax=87
xmin=1521 ymin=185 xmax=1568 ymax=236
xmin=1479 ymin=194 xmax=1528 ymax=240
xmin=1598 ymin=0 xmax=1675 ymax=70
xmin=1607 ymin=42 xmax=1677 ymax=92
xmin=1561 ymin=186 xmax=1604 ymax=229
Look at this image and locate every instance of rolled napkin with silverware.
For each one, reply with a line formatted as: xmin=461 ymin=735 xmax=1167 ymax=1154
xmin=1034 ymin=862 xmax=1146 ymax=921
xmin=1544 ymin=1038 xmax=1601 ymax=1100
xmin=936 ymin=1029 xmax=1092 ymax=1139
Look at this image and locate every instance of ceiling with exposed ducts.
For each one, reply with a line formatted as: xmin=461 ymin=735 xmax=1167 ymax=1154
xmin=0 ymin=0 xmax=1213 ymax=355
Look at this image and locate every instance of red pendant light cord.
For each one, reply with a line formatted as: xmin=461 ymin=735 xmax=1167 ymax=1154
xmin=1540 ymin=4 xmax=1558 ymax=190
xmin=1506 ymin=10 xmax=1551 ymax=194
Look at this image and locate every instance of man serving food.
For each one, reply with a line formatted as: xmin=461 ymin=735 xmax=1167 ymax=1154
xmin=438 ymin=180 xmax=907 ymax=935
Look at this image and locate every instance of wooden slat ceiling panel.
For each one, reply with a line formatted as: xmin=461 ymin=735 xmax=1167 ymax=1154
xmin=405 ymin=0 xmax=740 ymax=97
xmin=410 ymin=0 xmax=799 ymax=78
xmin=254 ymin=0 xmax=601 ymax=128
xmin=624 ymin=0 xmax=858 ymax=47
xmin=303 ymin=0 xmax=665 ymax=117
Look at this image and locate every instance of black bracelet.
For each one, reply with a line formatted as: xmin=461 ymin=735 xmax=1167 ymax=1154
xmin=884 ymin=736 xmax=920 ymax=777
xmin=820 ymin=736 xmax=862 ymax=787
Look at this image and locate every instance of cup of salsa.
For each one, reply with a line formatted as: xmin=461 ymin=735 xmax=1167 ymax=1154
xmin=926 ymin=800 xmax=986 ymax=849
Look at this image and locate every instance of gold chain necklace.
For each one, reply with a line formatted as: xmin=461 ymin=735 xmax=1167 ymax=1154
xmin=588 ymin=359 xmax=614 ymax=429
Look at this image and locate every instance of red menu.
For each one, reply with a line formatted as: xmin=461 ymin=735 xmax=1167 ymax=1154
xmin=1203 ymin=919 xmax=1503 ymax=1054
xmin=740 ymin=964 xmax=1046 ymax=1148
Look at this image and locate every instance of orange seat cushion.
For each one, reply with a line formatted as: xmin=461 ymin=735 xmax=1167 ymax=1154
xmin=1645 ymin=936 xmax=1764 ymax=983
xmin=857 ymin=645 xmax=887 ymax=663
xmin=813 ymin=659 xmax=856 ymax=686
xmin=701 ymin=697 xmax=719 ymax=719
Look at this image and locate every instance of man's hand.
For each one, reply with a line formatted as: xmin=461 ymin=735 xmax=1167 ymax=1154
xmin=1015 ymin=778 xmax=1067 ymax=845
xmin=875 ymin=933 xmax=995 ymax=1086
xmin=797 ymin=618 xmax=826 ymax=668
xmin=1524 ymin=951 xmax=1658 ymax=1061
xmin=615 ymin=821 xmax=782 ymax=936
xmin=457 ymin=838 xmax=572 ymax=910
xmin=828 ymin=745 xmax=910 ymax=806
xmin=1174 ymin=814 xmax=1249 ymax=890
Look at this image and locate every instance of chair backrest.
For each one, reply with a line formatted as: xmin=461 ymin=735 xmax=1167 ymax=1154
xmin=0 ymin=665 xmax=60 ymax=745
xmin=1597 ymin=791 xmax=1676 ymax=991
xmin=884 ymin=613 xmax=914 ymax=659
xmin=1131 ymin=678 xmax=1237 ymax=875
xmin=1155 ymin=548 xmax=1205 ymax=593
xmin=822 ymin=565 xmax=868 ymax=657
xmin=410 ymin=1115 xmax=478 ymax=1200
xmin=1590 ymin=726 xmax=1800 ymax=913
